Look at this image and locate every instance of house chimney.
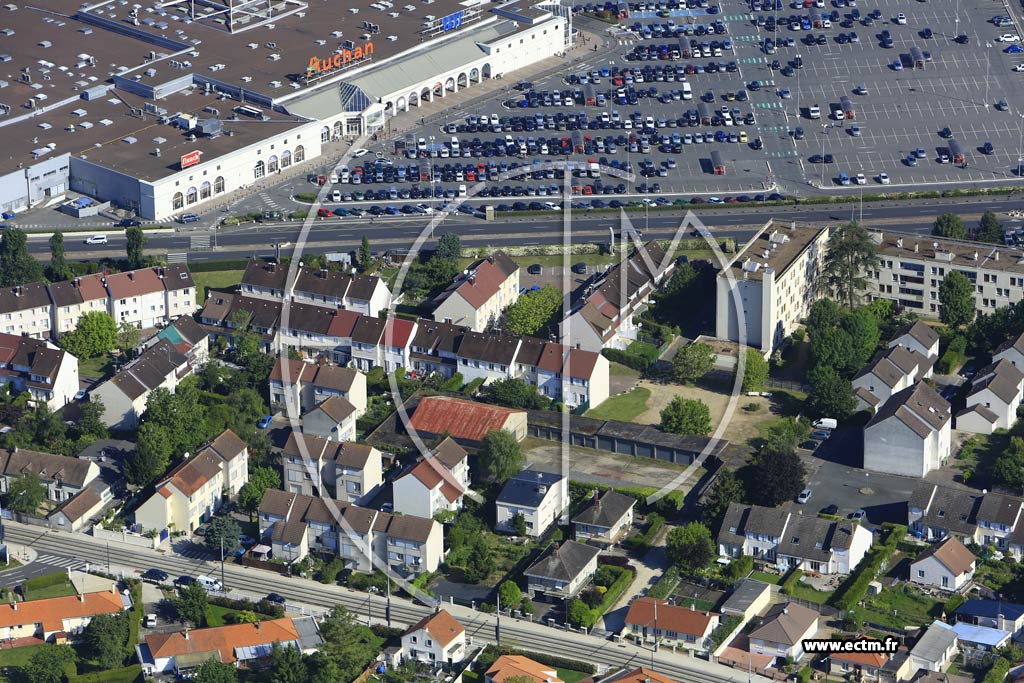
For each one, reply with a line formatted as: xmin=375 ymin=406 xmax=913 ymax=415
xmin=269 ymin=263 xmax=276 ymax=273
xmin=321 ymin=269 xmax=328 ymax=278
xmin=184 ymin=628 xmax=189 ymax=640
xmin=111 ymin=583 xmax=117 ymax=594
xmin=128 ymin=272 xmax=134 ymax=281
xmin=11 ymin=601 xmax=16 ymax=611
xmin=79 ymin=594 xmax=85 ymax=603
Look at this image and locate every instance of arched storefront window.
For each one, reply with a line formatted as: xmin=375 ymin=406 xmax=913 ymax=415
xmin=281 ymin=150 xmax=292 ymax=169
xmin=214 ymin=176 xmax=225 ymax=193
xmin=186 ymin=187 xmax=198 ymax=204
xmin=321 ymin=126 xmax=330 ymax=142
xmin=172 ymin=192 xmax=184 ymax=209
xmin=267 ymin=155 xmax=279 ymax=173
xmin=254 ymin=160 xmax=265 ymax=179
xmin=294 ymin=145 xmax=305 ymax=162
xmin=200 ymin=181 xmax=211 ymax=200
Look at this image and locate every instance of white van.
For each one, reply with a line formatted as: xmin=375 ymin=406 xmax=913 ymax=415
xmin=681 ymin=82 xmax=693 ymax=100
xmin=450 ymin=136 xmax=460 ymax=153
xmin=813 ymin=418 xmax=837 ymax=430
xmin=458 ymin=184 xmax=467 ymax=198
xmin=196 ymin=575 xmax=223 ymax=592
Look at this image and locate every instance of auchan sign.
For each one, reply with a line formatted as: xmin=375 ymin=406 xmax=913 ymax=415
xmin=307 ymin=41 xmax=374 ymax=76
xmin=180 ymin=150 xmax=202 ymax=169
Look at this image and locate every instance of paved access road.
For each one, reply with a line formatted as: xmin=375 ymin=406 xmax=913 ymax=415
xmin=3 ymin=522 xmax=768 ymax=683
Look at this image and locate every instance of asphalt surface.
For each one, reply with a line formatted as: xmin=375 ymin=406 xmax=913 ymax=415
xmin=1 ymin=521 xmax=772 ymax=683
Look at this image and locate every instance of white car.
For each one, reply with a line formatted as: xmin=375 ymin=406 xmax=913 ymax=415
xmin=808 ymin=105 xmax=821 ymax=119
xmin=351 ymin=148 xmax=370 ymax=158
xmin=415 ymin=203 xmax=434 ymax=214
xmin=878 ymin=172 xmax=891 ymax=184
xmin=1000 ymin=34 xmax=1022 ymax=42
xmin=143 ymin=614 xmax=157 ymax=628
xmin=797 ymin=488 xmax=812 ymax=504
xmin=855 ymin=173 xmax=867 ymax=185
xmin=1014 ymin=64 xmax=1024 ymax=71
xmin=84 ymin=235 xmax=108 ymax=245
xmin=895 ymin=13 xmax=907 ymax=24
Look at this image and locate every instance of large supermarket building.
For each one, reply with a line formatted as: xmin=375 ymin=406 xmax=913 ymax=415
xmin=0 ymin=0 xmax=570 ymax=220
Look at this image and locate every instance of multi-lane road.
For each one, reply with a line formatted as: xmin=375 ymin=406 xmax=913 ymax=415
xmin=2 ymin=522 xmax=765 ymax=683
xmin=35 ymin=193 xmax=1024 ymax=264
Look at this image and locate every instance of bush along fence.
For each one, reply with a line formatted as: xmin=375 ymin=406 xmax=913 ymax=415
xmin=474 ymin=645 xmax=597 ymax=675
xmin=829 ymin=524 xmax=907 ymax=612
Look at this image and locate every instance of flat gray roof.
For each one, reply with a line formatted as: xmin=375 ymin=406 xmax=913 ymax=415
xmin=720 ymin=579 xmax=772 ymax=615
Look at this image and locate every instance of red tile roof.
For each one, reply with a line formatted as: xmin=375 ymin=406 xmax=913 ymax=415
xmin=404 ymin=609 xmax=464 ymax=647
xmin=327 ymin=309 xmax=362 ymax=338
xmin=382 ymin=317 xmax=415 ymax=349
xmin=401 ymin=456 xmax=464 ymax=502
xmin=409 ymin=396 xmax=523 ymax=442
xmin=105 ymin=268 xmax=165 ymax=298
xmin=624 ymin=598 xmax=719 ymax=637
xmin=145 ymin=618 xmax=300 ymax=663
xmin=269 ymin=358 xmax=314 ymax=384
xmin=436 ymin=253 xmax=518 ymax=310
xmin=0 ymin=590 xmax=123 ymax=633
xmin=487 ymin=655 xmax=563 ymax=683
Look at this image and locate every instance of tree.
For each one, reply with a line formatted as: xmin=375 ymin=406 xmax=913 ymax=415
xmin=79 ymin=610 xmax=129 ymax=669
xmin=511 ymin=512 xmax=527 ymax=536
xmin=6 ymin=471 xmax=45 ymax=514
xmin=810 ymin=325 xmax=856 ymax=374
xmin=462 ymin=536 xmax=496 ymax=582
xmin=823 ymin=222 xmax=877 ymax=310
xmin=806 ymin=298 xmax=844 ymax=338
xmin=762 ymin=417 xmax=811 ymax=457
xmin=740 ymin=349 xmax=769 ymax=393
xmin=841 ymin=308 xmax=880 ymax=371
xmin=477 ymin=429 xmax=524 ymax=484
xmin=977 ymin=210 xmax=1004 ymax=244
xmin=174 ymin=582 xmax=208 ymax=627
xmin=195 ymin=658 xmax=237 ymax=683
xmin=702 ymin=469 xmax=744 ymax=532
xmin=205 ymin=515 xmax=241 ymax=556
xmin=358 ymin=235 xmax=372 ymax=270
xmin=126 ymin=226 xmax=146 ymax=268
xmin=126 ymin=421 xmax=173 ymax=485
xmin=238 ymin=466 xmax=281 ymax=519
xmin=25 ymin=404 xmax=67 ymax=449
xmin=0 ymin=228 xmax=43 ymax=287
xmin=672 ymin=342 xmax=716 ymax=382
xmin=749 ymin=450 xmax=808 ymax=507
xmin=304 ymin=651 xmax=342 ymax=683
xmin=807 ymin=365 xmax=856 ymax=419
xmin=567 ymin=599 xmax=595 ymax=628
xmin=116 ymin=322 xmax=140 ymax=355
xmin=503 ymin=285 xmax=562 ymax=335
xmin=939 ymin=271 xmax=975 ymax=328
xmin=269 ymin=642 xmax=306 ymax=683
xmin=660 ymin=396 xmax=712 ymax=436
xmin=76 ymin=400 xmax=107 ymax=440
xmin=435 ymin=232 xmax=462 ymax=261
xmin=48 ymin=232 xmax=72 ymax=282
xmin=994 ymin=437 xmax=1024 ymax=491
xmin=24 ymin=644 xmax=75 ymax=683
xmin=665 ymin=522 xmax=715 ymax=572
xmin=58 ymin=311 xmax=118 ymax=359
xmin=484 ymin=378 xmax=547 ymax=409
xmin=317 ymin=606 xmax=380 ymax=683
xmin=498 ymin=581 xmax=522 ymax=609
xmin=933 ymin=213 xmax=967 ymax=240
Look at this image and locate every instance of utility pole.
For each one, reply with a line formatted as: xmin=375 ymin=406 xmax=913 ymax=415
xmin=106 ymin=543 xmax=110 ymax=575
xmin=386 ymin=579 xmax=392 ymax=627
xmin=220 ymin=535 xmax=226 ymax=591
xmin=496 ymin=591 xmax=501 ymax=645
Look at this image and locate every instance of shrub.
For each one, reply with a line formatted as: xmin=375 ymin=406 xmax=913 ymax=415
xmin=983 ymin=655 xmax=1010 ymax=683
xmin=709 ymin=615 xmax=743 ymax=649
xmin=937 ymin=335 xmax=967 ymax=374
xmin=441 ymin=372 xmax=465 ymax=392
xmin=724 ymin=555 xmax=754 ymax=582
xmin=602 ymin=348 xmax=653 ymax=372
xmin=648 ymin=566 xmax=679 ymax=600
xmin=830 ymin=524 xmax=906 ymax=611
xmin=780 ymin=568 xmax=804 ymax=595
xmin=294 ymin=192 xmax=317 ymax=203
xmin=207 ymin=595 xmax=284 ymax=618
xmin=622 ymin=513 xmax=665 ymax=554
xmin=463 ymin=377 xmax=485 ymax=396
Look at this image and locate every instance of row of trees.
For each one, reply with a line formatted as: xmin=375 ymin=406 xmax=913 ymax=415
xmin=933 ymin=210 xmax=1006 ymax=246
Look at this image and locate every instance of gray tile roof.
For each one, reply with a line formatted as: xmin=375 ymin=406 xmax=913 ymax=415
xmin=524 ymin=540 xmax=600 ymax=583
xmin=866 ymin=382 xmax=950 ymax=439
xmin=749 ymin=602 xmax=818 ymax=646
xmin=498 ymin=470 xmax=564 ymax=508
xmin=572 ymin=490 xmax=636 ymax=530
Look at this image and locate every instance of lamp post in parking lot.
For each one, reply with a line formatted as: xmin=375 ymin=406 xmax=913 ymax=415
xmin=820 ymin=124 xmax=828 ymax=187
xmin=1017 ymin=113 xmax=1024 ymax=176
xmin=985 ymin=43 xmax=993 ymax=106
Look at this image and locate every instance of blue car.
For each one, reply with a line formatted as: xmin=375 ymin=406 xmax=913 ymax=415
xmin=258 ymin=415 xmax=273 ymax=429
xmin=1007 ymin=44 xmax=1024 ymax=53
xmin=1 ymin=211 xmax=14 ymax=220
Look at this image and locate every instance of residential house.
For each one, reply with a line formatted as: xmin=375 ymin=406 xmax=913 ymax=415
xmin=0 ymin=283 xmax=54 ymax=339
xmin=948 ymin=622 xmax=1010 ymax=662
xmin=716 ymin=221 xmax=830 ymax=356
xmin=106 ymin=266 xmax=195 ymax=329
xmin=907 ymin=481 xmax=982 ymax=544
xmin=956 ymin=360 xmax=1024 ymax=433
xmin=717 ymin=502 xmax=872 ymax=574
xmin=908 ymin=622 xmax=959 ymax=674
xmin=47 ymin=273 xmax=109 ymax=338
xmin=565 ymin=240 xmax=676 ymax=353
xmin=91 ymin=339 xmax=191 ymax=429
xmin=622 ymin=597 xmax=720 ymax=650
xmin=138 ymin=617 xmax=322 ymax=675
xmin=153 ymin=315 xmax=210 ymax=368
xmin=973 ymin=493 xmax=1023 ymax=554
xmin=409 ymin=319 xmax=463 ymax=379
xmin=911 ymin=671 xmax=972 ymax=683
xmin=719 ymin=579 xmax=773 ymax=623
xmin=276 ymin=301 xmax=346 ymax=359
xmin=258 ymin=489 xmax=443 ymax=574
xmin=572 ymin=490 xmax=636 ymax=544
xmin=392 ymin=438 xmax=470 ymax=519
xmin=350 ymin=315 xmax=386 ymax=372
xmin=853 ymin=345 xmax=935 ymax=412
xmin=0 ymin=447 xmax=100 ymax=504
xmin=889 ymin=321 xmax=941 ymax=360
xmin=523 ymin=540 xmax=600 ymax=600
xmin=456 ymin=331 xmax=521 ymax=385
xmin=268 ymin=358 xmax=367 ymax=419
xmin=48 ymin=482 xmax=109 ymax=532
xmin=281 ymin=431 xmax=382 ymax=504
xmin=496 ymin=469 xmax=568 ymax=537
xmin=534 ymin=342 xmax=610 ymax=410
xmin=134 ymin=429 xmax=249 ymax=534
xmin=0 ymin=334 xmax=79 ymax=409
xmin=863 ymin=382 xmax=952 ymax=478
xmin=410 ymin=396 xmax=528 ymax=445
xmin=240 ymin=260 xmax=391 ymax=316
xmin=954 ymin=600 xmax=1024 ymax=637
xmin=585 ymin=669 xmax=675 ymax=683
xmin=486 ymin=655 xmax=564 ymax=683
xmin=994 ymin=330 xmax=1024 ymax=369
xmin=302 ymin=395 xmax=358 ymax=442
xmin=747 ymin=602 xmax=819 ymax=662
xmin=910 ymin=536 xmax=976 ymax=592
xmin=378 ymin=317 xmax=417 ymax=373
xmin=198 ymin=293 xmax=281 ymax=352
xmin=400 ymin=610 xmax=466 ymax=666
xmin=828 ymin=643 xmax=890 ymax=681
xmin=431 ymin=252 xmax=519 ymax=332
xmin=0 ymin=588 xmax=127 ymax=642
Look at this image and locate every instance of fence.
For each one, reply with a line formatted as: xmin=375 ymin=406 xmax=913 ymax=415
xmin=90 ymin=525 xmax=161 ymax=549
xmin=765 ymin=377 xmax=811 ymax=392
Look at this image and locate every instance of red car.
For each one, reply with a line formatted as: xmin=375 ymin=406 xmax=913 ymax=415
xmin=317 ymin=208 xmax=332 ymax=218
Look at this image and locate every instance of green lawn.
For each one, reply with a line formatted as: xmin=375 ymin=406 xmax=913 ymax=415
xmin=77 ymin=352 xmax=115 ymax=379
xmin=609 ymin=362 xmax=640 ymax=378
xmin=24 ymin=578 xmax=76 ymax=602
xmin=0 ymin=643 xmax=50 ymax=669
xmin=463 ymin=672 xmax=481 ymax=683
xmin=857 ymin=585 xmax=946 ymax=630
xmin=193 ymin=270 xmax=244 ymax=302
xmin=558 ymin=670 xmax=591 ymax=683
xmin=784 ymin=581 xmax=831 ymax=605
xmin=750 ymin=571 xmax=780 ymax=585
xmin=585 ymin=387 xmax=650 ymax=421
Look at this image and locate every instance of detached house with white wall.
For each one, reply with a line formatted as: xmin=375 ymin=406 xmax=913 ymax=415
xmin=0 ymin=334 xmax=79 ymax=410
xmin=432 ymin=252 xmax=519 ymax=332
xmin=889 ymin=321 xmax=940 ymax=360
xmin=748 ymin=602 xmax=819 ymax=663
xmin=853 ymin=345 xmax=934 ymax=412
xmin=863 ymin=382 xmax=951 ymax=478
xmin=392 ymin=437 xmax=470 ymax=519
xmin=523 ymin=540 xmax=600 ymax=600
xmin=623 ymin=597 xmax=720 ymax=650
xmin=400 ymin=610 xmax=466 ymax=667
xmin=572 ymin=490 xmax=636 ymax=545
xmin=281 ymin=431 xmax=382 ymax=505
xmin=496 ymin=469 xmax=568 ymax=537
xmin=911 ymin=536 xmax=976 ymax=592
xmin=956 ymin=359 xmax=1024 ymax=434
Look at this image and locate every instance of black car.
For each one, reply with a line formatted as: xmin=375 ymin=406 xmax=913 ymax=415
xmin=955 ymin=34 xmax=969 ymax=44
xmin=117 ymin=219 xmax=142 ymax=228
xmin=527 ymin=264 xmax=542 ymax=275
xmin=265 ymin=593 xmax=287 ymax=605
xmin=823 ymin=154 xmax=835 ymax=163
xmin=940 ymin=127 xmax=952 ymax=138
xmin=821 ymin=504 xmax=839 ymax=516
xmin=809 ymin=154 xmax=824 ymax=163
xmin=572 ymin=262 xmax=587 ymax=274
xmin=175 ymin=575 xmax=195 ymax=588
xmin=142 ymin=568 xmax=169 ymax=583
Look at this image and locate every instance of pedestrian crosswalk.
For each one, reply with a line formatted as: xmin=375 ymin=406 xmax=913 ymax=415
xmin=259 ymin=192 xmax=280 ymax=209
xmin=737 ymin=57 xmax=766 ymax=65
xmin=755 ymin=101 xmax=784 ymax=109
xmin=732 ymin=34 xmax=759 ymax=42
xmin=35 ymin=553 xmax=88 ymax=571
xmin=766 ymin=150 xmax=800 ymax=157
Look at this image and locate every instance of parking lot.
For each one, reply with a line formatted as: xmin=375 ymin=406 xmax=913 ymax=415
xmin=311 ymin=0 xmax=1024 ymax=217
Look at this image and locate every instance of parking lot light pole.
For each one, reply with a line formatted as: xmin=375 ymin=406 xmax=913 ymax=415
xmin=985 ymin=44 xmax=993 ymax=106
xmin=821 ymin=124 xmax=827 ymax=187
xmin=1017 ymin=114 xmax=1024 ymax=173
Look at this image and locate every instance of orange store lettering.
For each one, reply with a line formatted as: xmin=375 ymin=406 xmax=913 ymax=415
xmin=306 ymin=42 xmax=375 ymax=75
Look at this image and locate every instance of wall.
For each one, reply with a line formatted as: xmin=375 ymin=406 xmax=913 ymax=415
xmin=91 ymin=524 xmax=162 ymax=549
xmin=863 ymin=418 xmax=927 ymax=477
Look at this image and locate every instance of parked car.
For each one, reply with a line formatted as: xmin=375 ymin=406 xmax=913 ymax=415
xmin=144 ymin=614 xmax=158 ymax=628
xmin=265 ymin=593 xmax=287 ymax=605
xmin=258 ymin=415 xmax=273 ymax=429
xmin=178 ymin=213 xmax=200 ymax=223
xmin=813 ymin=418 xmax=837 ymax=430
xmin=84 ymin=235 xmax=108 ymax=245
xmin=142 ymin=568 xmax=168 ymax=583
xmin=821 ymin=504 xmax=839 ymax=516
xmin=797 ymin=488 xmax=812 ymax=504
xmin=74 ymin=389 xmax=88 ymax=401
xmin=810 ymin=429 xmax=832 ymax=440
xmin=117 ymin=219 xmax=142 ymax=227
xmin=849 ymin=509 xmax=866 ymax=521
xmin=572 ymin=262 xmax=587 ymax=274
xmin=527 ymin=264 xmax=542 ymax=275
xmin=798 ymin=440 xmax=821 ymax=451
xmin=174 ymin=575 xmax=195 ymax=588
